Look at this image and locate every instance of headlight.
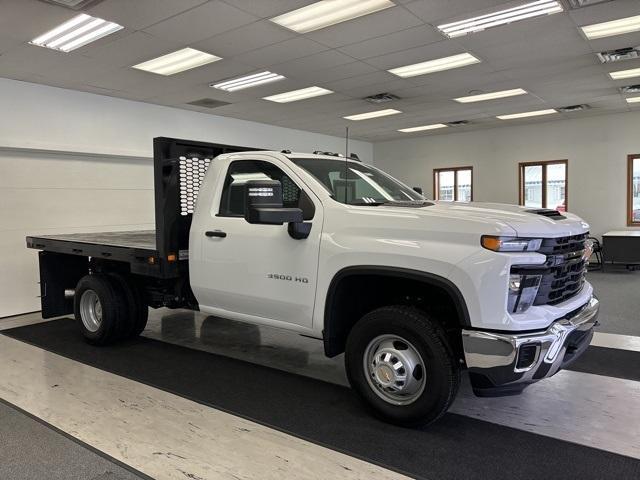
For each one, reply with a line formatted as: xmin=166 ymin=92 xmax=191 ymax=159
xmin=481 ymin=235 xmax=542 ymax=252
xmin=507 ymin=274 xmax=542 ymax=313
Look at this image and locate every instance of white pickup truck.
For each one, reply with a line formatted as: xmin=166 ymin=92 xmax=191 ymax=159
xmin=27 ymin=137 xmax=599 ymax=426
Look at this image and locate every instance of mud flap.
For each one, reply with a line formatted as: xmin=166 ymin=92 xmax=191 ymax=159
xmin=39 ymin=251 xmax=88 ymax=318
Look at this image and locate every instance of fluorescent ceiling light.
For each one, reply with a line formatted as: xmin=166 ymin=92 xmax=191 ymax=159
xmin=263 ymin=86 xmax=333 ymax=103
xmin=398 ymin=124 xmax=448 ymax=133
xmin=270 ymin=0 xmax=395 ymax=33
xmin=454 ymin=88 xmax=528 ymax=103
xmin=609 ymin=67 xmax=640 ymax=80
xmin=30 ymin=13 xmax=123 ymax=52
xmin=212 ymin=71 xmax=285 ymax=92
xmin=132 ymin=48 xmax=221 ymax=76
xmin=581 ymin=14 xmax=640 ymax=40
xmin=497 ymin=109 xmax=557 ymax=120
xmin=388 ymin=53 xmax=481 ymax=78
xmin=344 ymin=109 xmax=401 ymax=121
xmin=627 ymin=96 xmax=640 ymax=103
xmin=437 ymin=0 xmax=563 ymax=38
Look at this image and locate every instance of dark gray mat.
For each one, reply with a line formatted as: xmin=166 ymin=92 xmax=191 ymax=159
xmin=0 ymin=399 xmax=146 ymax=480
xmin=4 ymin=319 xmax=640 ymax=480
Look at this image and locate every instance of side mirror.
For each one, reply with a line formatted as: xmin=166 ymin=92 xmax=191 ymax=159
xmin=244 ymin=180 xmax=303 ymax=225
xmin=413 ymin=186 xmax=423 ymax=195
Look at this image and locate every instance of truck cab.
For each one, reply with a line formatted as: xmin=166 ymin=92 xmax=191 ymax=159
xmin=27 ymin=138 xmax=599 ymax=427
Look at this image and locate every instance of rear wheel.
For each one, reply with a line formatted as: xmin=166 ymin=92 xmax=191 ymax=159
xmin=108 ymin=273 xmax=149 ymax=339
xmin=74 ymin=274 xmax=127 ymax=345
xmin=345 ymin=306 xmax=460 ymax=427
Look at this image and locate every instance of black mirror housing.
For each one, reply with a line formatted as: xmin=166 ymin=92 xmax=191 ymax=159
xmin=413 ymin=186 xmax=423 ymax=195
xmin=244 ymin=180 xmax=304 ymax=225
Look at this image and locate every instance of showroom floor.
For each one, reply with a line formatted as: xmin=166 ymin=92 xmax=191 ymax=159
xmin=0 ymin=272 xmax=639 ymax=480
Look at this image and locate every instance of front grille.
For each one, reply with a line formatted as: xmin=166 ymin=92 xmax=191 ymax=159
xmin=513 ymin=233 xmax=588 ymax=306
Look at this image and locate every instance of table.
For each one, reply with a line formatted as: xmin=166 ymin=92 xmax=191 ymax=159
xmin=602 ymin=230 xmax=640 ymax=268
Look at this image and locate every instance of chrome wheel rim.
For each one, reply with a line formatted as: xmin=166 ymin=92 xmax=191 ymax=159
xmin=80 ymin=289 xmax=102 ymax=333
xmin=363 ymin=334 xmax=426 ymax=406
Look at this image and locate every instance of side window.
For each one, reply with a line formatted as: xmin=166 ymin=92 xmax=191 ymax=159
xmin=219 ymin=160 xmax=315 ymax=219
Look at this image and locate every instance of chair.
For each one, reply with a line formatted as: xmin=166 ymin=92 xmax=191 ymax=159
xmin=588 ymin=237 xmax=603 ymax=271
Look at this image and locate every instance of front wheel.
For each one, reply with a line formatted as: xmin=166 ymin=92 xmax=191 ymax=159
xmin=345 ymin=306 xmax=460 ymax=427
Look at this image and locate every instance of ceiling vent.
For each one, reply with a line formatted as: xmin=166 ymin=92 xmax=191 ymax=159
xmin=186 ymin=98 xmax=231 ymax=109
xmin=620 ymin=85 xmax=640 ymax=94
xmin=557 ymin=104 xmax=591 ymax=112
xmin=597 ymin=46 xmax=640 ymax=63
xmin=364 ymin=93 xmax=400 ymax=104
xmin=446 ymin=120 xmax=470 ymax=126
xmin=38 ymin=0 xmax=105 ymax=10
xmin=565 ymin=0 xmax=612 ymax=8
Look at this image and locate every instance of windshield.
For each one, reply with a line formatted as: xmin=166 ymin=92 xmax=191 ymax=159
xmin=291 ymin=158 xmax=425 ymax=206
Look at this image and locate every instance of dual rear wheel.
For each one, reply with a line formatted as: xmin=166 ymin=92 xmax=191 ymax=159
xmin=74 ymin=273 xmax=148 ymax=345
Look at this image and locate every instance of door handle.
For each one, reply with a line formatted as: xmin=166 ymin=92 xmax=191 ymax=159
xmin=205 ymin=230 xmax=227 ymax=238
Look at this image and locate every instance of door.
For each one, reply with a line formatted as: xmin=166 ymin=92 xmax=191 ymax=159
xmin=193 ymin=158 xmax=322 ymax=328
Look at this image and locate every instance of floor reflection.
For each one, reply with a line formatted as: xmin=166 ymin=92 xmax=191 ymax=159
xmin=143 ymin=308 xmax=348 ymax=386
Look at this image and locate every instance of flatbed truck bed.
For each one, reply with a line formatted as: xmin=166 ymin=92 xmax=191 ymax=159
xmin=26 ymin=137 xmax=256 ymax=318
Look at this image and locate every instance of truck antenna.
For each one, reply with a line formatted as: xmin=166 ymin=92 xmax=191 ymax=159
xmin=344 ymin=126 xmax=349 ymax=204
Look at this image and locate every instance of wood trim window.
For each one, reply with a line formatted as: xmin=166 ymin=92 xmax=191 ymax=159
xmin=519 ymin=160 xmax=568 ymax=211
xmin=629 ymin=154 xmax=640 ymax=226
xmin=433 ymin=166 xmax=473 ymax=202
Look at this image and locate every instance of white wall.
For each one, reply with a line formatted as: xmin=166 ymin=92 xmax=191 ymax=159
xmin=0 ymin=78 xmax=372 ymax=317
xmin=374 ymin=110 xmax=640 ymax=237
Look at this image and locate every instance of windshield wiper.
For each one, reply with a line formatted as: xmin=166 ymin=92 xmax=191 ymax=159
xmin=349 ymin=201 xmax=386 ymax=206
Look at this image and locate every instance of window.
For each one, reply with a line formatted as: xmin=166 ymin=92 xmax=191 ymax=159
xmin=219 ymin=160 xmax=314 ymax=219
xmin=519 ymin=160 xmax=567 ymax=211
xmin=291 ymin=157 xmax=423 ymax=205
xmin=629 ymin=154 xmax=640 ymax=226
xmin=433 ymin=167 xmax=473 ymax=201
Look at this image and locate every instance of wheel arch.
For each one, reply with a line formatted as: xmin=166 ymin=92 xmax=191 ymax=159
xmin=323 ymin=266 xmax=471 ymax=357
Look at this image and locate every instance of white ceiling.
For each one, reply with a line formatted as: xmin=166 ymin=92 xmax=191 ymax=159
xmin=1 ymin=0 xmax=639 ymax=142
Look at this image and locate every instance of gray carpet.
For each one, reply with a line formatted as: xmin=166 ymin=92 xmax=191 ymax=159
xmin=587 ymin=268 xmax=640 ymax=336
xmin=0 ymin=400 xmax=144 ymax=480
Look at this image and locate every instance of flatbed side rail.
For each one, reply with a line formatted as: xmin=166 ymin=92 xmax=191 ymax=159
xmin=26 ymin=236 xmax=161 ymax=277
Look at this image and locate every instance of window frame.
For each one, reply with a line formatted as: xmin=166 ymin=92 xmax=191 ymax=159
xmin=518 ymin=159 xmax=568 ymax=211
xmin=628 ymin=154 xmax=640 ymax=226
xmin=216 ymin=158 xmax=314 ymax=219
xmin=432 ymin=166 xmax=474 ymax=202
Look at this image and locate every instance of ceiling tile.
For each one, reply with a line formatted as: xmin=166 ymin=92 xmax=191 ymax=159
xmin=143 ymin=1 xmax=259 ymax=45
xmin=288 ymin=61 xmax=379 ymax=83
xmin=567 ymin=0 xmax=640 ymax=26
xmin=363 ymin=39 xmax=475 ymax=70
xmin=80 ymin=31 xmax=182 ymax=68
xmin=193 ymin=20 xmax=296 ymax=58
xmin=220 ymin=0 xmax=317 ymax=19
xmin=403 ymin=0 xmax=514 ymax=25
xmin=0 ymin=0 xmax=77 ymax=42
xmin=338 ymin=25 xmax=443 ymax=60
xmin=271 ymin=50 xmax=355 ymax=77
xmin=233 ymin=37 xmax=328 ymax=68
xmin=87 ymin=0 xmax=209 ymax=30
xmin=304 ymin=5 xmax=424 ymax=48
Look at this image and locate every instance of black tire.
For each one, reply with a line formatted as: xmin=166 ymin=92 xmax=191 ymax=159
xmin=73 ymin=274 xmax=128 ymax=345
xmin=108 ymin=273 xmax=149 ymax=339
xmin=345 ymin=306 xmax=460 ymax=427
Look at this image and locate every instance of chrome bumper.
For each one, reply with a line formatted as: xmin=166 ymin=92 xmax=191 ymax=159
xmin=462 ymin=296 xmax=599 ymax=397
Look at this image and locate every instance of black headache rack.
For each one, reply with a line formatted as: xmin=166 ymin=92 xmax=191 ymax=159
xmin=153 ymin=137 xmax=258 ymax=278
xmin=26 ymin=137 xmax=258 ymax=317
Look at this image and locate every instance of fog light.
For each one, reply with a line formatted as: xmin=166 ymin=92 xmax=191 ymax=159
xmin=516 ymin=343 xmax=539 ymax=371
xmin=507 ymin=274 xmax=542 ymax=313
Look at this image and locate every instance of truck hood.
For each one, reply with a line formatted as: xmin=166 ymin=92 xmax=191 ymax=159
xmin=379 ymin=201 xmax=590 ymax=237
xmin=429 ymin=201 xmax=589 ymax=237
